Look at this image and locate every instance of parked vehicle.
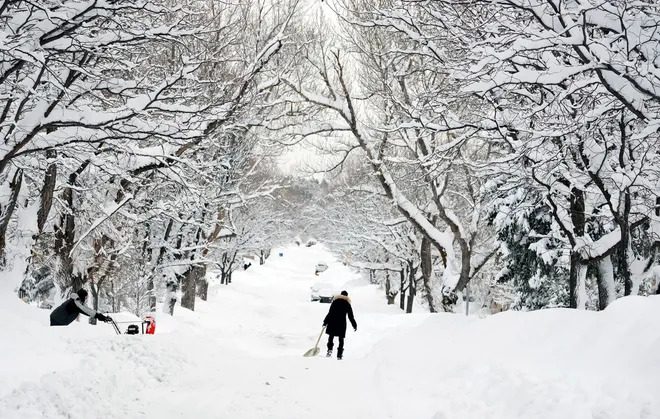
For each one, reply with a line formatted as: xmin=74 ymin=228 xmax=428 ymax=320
xmin=310 ymin=281 xmax=335 ymax=303
xmin=314 ymin=262 xmax=328 ymax=275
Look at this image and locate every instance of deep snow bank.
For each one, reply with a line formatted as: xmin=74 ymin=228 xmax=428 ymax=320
xmin=0 ymin=245 xmax=658 ymax=419
xmin=366 ymin=296 xmax=660 ymax=419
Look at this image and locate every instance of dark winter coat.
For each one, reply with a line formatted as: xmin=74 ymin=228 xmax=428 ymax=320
xmin=50 ymin=292 xmax=98 ymax=326
xmin=323 ymin=295 xmax=357 ymax=338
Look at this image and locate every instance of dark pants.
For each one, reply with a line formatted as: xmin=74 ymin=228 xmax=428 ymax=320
xmin=327 ymin=335 xmax=344 ymax=356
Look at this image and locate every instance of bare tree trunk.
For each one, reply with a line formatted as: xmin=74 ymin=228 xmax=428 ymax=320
xmin=420 ymin=235 xmax=437 ymax=313
xmin=139 ymin=222 xmax=157 ymax=312
xmin=167 ymin=299 xmax=176 ymax=315
xmin=178 ymin=208 xmax=210 ymax=311
xmin=454 ymin=243 xmax=472 ymax=293
xmin=579 ymin=124 xmax=635 ymax=296
xmin=219 ymin=250 xmax=238 ymax=286
xmin=569 ymin=187 xmax=586 ymax=308
xmin=220 ymin=269 xmax=233 ymax=285
xmin=54 ymin=161 xmax=90 ymax=295
xmin=196 ymin=276 xmax=209 ymax=300
xmin=165 ymin=280 xmax=178 ymax=315
xmin=180 ymin=268 xmax=195 ymax=309
xmin=134 ymin=290 xmax=142 ymax=317
xmin=406 ymin=260 xmax=416 ymax=313
xmin=596 ymin=256 xmax=616 ymax=310
xmin=576 ymin=262 xmax=587 ymax=310
xmin=617 ymin=118 xmax=634 ymax=295
xmin=90 ymin=285 xmax=99 ymax=325
xmin=180 ymin=265 xmax=206 ymax=311
xmin=385 ymin=270 xmax=397 ymax=304
xmin=259 ymin=248 xmax=271 ymax=265
xmin=36 ymin=151 xmax=57 ymax=233
xmin=110 ymin=280 xmax=117 ymax=313
xmin=221 ymin=252 xmax=229 ymax=284
xmin=147 ymin=278 xmax=156 ymax=311
xmin=399 ymin=268 xmax=406 ymax=311
xmin=86 ymin=236 xmax=115 ymax=323
xmin=568 ymin=253 xmax=580 ymax=309
xmin=385 ymin=272 xmax=391 ymax=302
xmin=148 ymin=218 xmax=174 ymax=311
xmin=619 ymin=190 xmax=633 ymax=295
xmin=0 ymin=168 xmax=23 ymax=266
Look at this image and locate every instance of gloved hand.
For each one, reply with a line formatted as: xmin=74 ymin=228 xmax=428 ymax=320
xmin=96 ymin=313 xmax=110 ymax=322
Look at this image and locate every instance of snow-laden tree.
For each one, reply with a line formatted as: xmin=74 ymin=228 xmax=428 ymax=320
xmin=280 ymin=0 xmax=499 ymax=309
xmin=288 ymin=153 xmax=451 ymax=312
xmin=466 ymin=0 xmax=660 ymax=308
xmin=280 ymin=0 xmax=659 ymax=311
xmin=8 ymin=0 xmax=660 ymax=317
xmin=6 ymin=0 xmax=304 ymax=316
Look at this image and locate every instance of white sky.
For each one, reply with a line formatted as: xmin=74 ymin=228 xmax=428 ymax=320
xmin=276 ymin=0 xmax=344 ymax=176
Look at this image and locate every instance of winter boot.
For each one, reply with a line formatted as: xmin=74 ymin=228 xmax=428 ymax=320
xmin=337 ymin=350 xmax=343 ymax=360
xmin=326 ymin=349 xmax=332 ymax=357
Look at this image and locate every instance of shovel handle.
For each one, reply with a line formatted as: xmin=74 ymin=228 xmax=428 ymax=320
xmin=110 ymin=319 xmax=121 ymax=335
xmin=314 ymin=326 xmax=326 ymax=348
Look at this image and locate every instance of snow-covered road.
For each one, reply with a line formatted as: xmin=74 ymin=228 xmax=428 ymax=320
xmin=1 ymin=245 xmax=659 ymax=419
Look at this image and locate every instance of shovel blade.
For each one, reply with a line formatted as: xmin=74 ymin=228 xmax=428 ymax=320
xmin=303 ymin=347 xmax=320 ymax=357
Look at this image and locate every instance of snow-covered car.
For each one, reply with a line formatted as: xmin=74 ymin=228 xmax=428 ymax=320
xmin=310 ymin=282 xmax=335 ymax=303
xmin=314 ymin=262 xmax=328 ymax=275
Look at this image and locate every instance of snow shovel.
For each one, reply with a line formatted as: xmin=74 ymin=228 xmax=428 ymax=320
xmin=303 ymin=326 xmax=326 ymax=357
xmin=109 ymin=318 xmax=144 ymax=335
xmin=109 ymin=318 xmax=121 ymax=335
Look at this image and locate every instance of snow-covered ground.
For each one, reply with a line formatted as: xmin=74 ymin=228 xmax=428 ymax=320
xmin=1 ymin=244 xmax=659 ymax=419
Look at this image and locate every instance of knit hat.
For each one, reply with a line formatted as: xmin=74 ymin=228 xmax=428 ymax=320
xmin=76 ymin=289 xmax=88 ymax=301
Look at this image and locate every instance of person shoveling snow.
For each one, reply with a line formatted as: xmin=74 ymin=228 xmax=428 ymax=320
xmin=322 ymin=290 xmax=357 ymax=360
xmin=50 ymin=289 xmax=112 ymax=326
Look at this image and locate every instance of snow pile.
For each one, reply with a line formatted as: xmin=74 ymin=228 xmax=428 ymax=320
xmin=0 ymin=245 xmax=658 ymax=419
xmin=369 ymin=298 xmax=660 ymax=418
